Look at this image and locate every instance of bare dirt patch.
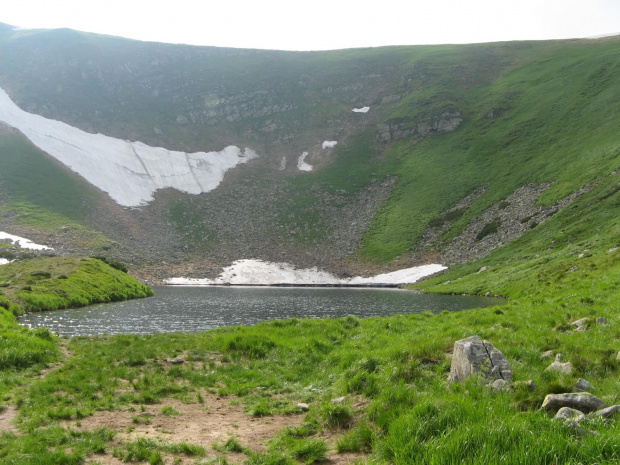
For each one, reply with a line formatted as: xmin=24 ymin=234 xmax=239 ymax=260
xmin=0 ymin=405 xmax=18 ymax=434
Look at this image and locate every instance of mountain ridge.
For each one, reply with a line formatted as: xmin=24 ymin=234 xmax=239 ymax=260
xmin=0 ymin=26 xmax=618 ymax=281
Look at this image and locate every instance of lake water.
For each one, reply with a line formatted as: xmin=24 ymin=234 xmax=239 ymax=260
xmin=19 ymin=286 xmax=501 ymax=337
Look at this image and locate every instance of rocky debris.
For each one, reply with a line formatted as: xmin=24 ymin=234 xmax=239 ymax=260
xmin=542 ymin=393 xmax=607 ymax=413
xmin=296 ymin=403 xmax=309 ymax=412
xmin=540 ymin=350 xmax=555 ymax=360
xmin=544 ymin=354 xmax=573 ymax=375
xmin=448 ymin=336 xmax=512 ymax=383
xmin=331 ymin=396 xmax=346 ymax=404
xmin=590 ymin=405 xmax=620 ymax=420
xmin=555 ymin=407 xmax=586 ymax=423
xmin=439 ymin=183 xmax=593 ymax=265
xmin=377 ymin=111 xmax=462 ymax=143
xmin=574 ymin=378 xmax=595 ymax=393
xmin=596 ymin=317 xmax=608 ymax=325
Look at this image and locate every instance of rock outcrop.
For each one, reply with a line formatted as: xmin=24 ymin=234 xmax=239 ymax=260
xmin=448 ymin=336 xmax=512 ymax=383
xmin=542 ymin=393 xmax=607 ymax=413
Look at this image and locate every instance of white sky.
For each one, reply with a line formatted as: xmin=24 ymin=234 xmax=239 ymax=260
xmin=2 ymin=0 xmax=620 ymax=51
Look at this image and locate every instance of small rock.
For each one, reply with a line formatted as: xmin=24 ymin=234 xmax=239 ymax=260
xmin=596 ymin=317 xmax=608 ymax=325
xmin=331 ymin=396 xmax=346 ymax=404
xmin=570 ymin=318 xmax=590 ymax=327
xmin=540 ymin=350 xmax=554 ymax=360
xmin=574 ymin=378 xmax=595 ymax=393
xmin=555 ymin=407 xmax=585 ymax=423
xmin=542 ymin=393 xmax=607 ymax=413
xmin=607 ymin=247 xmax=618 ymax=253
xmin=617 ymin=351 xmax=620 ymax=361
xmin=545 ymin=354 xmax=573 ymax=375
xmin=444 ymin=280 xmax=451 ymax=285
xmin=511 ymin=380 xmax=537 ymax=390
xmin=491 ymin=379 xmax=510 ymax=391
xmin=574 ymin=326 xmax=587 ymax=332
xmin=296 ymin=403 xmax=309 ymax=411
xmin=170 ymin=357 xmax=185 ymax=364
xmin=138 ymin=412 xmax=154 ymax=417
xmin=478 ymin=266 xmax=488 ymax=273
xmin=590 ymin=405 xmax=620 ymax=419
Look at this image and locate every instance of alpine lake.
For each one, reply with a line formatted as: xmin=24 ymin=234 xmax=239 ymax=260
xmin=19 ymin=285 xmax=502 ymax=337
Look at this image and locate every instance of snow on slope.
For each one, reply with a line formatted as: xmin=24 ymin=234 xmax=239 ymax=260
xmin=297 ymin=152 xmax=313 ymax=171
xmin=0 ymin=231 xmax=53 ymax=250
xmin=352 ymin=107 xmax=370 ymax=113
xmin=166 ymin=259 xmax=446 ymax=286
xmin=322 ymin=140 xmax=337 ymax=149
xmin=0 ymin=259 xmax=9 ymax=266
xmin=0 ymin=87 xmax=258 ymax=206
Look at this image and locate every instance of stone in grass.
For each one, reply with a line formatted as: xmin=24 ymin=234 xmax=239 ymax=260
xmin=331 ymin=396 xmax=346 ymax=404
xmin=590 ymin=405 xmax=620 ymax=420
xmin=617 ymin=351 xmax=620 ymax=361
xmin=491 ymin=379 xmax=510 ymax=391
xmin=574 ymin=378 xmax=595 ymax=393
xmin=539 ymin=350 xmax=555 ymax=360
xmin=511 ymin=380 xmax=537 ymax=390
xmin=542 ymin=393 xmax=607 ymax=413
xmin=448 ymin=336 xmax=512 ymax=383
xmin=296 ymin=403 xmax=309 ymax=412
xmin=544 ymin=354 xmax=573 ymax=375
xmin=555 ymin=407 xmax=585 ymax=423
xmin=570 ymin=318 xmax=590 ymax=327
xmin=170 ymin=357 xmax=185 ymax=364
xmin=596 ymin=317 xmax=608 ymax=325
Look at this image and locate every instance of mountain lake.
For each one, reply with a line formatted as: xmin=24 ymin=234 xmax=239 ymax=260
xmin=19 ymin=285 xmax=503 ymax=337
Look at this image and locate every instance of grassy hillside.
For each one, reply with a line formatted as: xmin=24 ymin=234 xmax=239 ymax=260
xmin=0 ymin=256 xmax=153 ymax=314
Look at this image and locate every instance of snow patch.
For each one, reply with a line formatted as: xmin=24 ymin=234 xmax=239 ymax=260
xmin=0 ymin=86 xmax=259 ymax=207
xmin=279 ymin=156 xmax=287 ymax=170
xmin=297 ymin=152 xmax=313 ymax=171
xmin=0 ymin=258 xmax=9 ymax=266
xmin=0 ymin=231 xmax=53 ymax=250
xmin=322 ymin=140 xmax=337 ymax=149
xmin=166 ymin=259 xmax=446 ymax=286
xmin=352 ymin=107 xmax=370 ymax=113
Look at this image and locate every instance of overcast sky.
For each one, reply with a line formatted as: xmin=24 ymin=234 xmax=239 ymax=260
xmin=2 ymin=0 xmax=620 ymax=51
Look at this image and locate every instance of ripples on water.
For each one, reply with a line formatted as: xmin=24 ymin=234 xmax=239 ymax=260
xmin=19 ymin=286 xmax=501 ymax=337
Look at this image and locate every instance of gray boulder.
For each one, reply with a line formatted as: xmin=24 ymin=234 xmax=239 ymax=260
xmin=555 ymin=407 xmax=585 ymax=423
xmin=571 ymin=318 xmax=590 ymax=327
xmin=542 ymin=393 xmax=607 ymax=413
xmin=448 ymin=336 xmax=512 ymax=383
xmin=596 ymin=317 xmax=608 ymax=325
xmin=574 ymin=378 xmax=595 ymax=393
xmin=539 ymin=350 xmax=555 ymax=360
xmin=590 ymin=405 xmax=620 ymax=420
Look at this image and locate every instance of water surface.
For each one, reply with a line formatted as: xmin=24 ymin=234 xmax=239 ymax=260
xmin=19 ymin=286 xmax=501 ymax=337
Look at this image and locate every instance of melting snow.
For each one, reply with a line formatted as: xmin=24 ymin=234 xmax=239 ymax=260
xmin=166 ymin=259 xmax=446 ymax=286
xmin=297 ymin=152 xmax=313 ymax=171
xmin=279 ymin=156 xmax=287 ymax=170
xmin=322 ymin=140 xmax=338 ymax=149
xmin=352 ymin=107 xmax=370 ymax=113
xmin=0 ymin=259 xmax=9 ymax=266
xmin=0 ymin=86 xmax=259 ymax=207
xmin=0 ymin=231 xmax=53 ymax=250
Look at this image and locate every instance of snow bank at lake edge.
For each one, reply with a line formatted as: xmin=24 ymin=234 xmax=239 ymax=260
xmin=165 ymin=259 xmax=446 ymax=286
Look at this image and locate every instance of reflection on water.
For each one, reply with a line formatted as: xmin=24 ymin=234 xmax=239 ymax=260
xmin=19 ymin=286 xmax=502 ymax=337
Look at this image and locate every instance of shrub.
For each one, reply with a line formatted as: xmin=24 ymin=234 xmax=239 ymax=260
xmin=476 ymin=218 xmax=502 ymax=241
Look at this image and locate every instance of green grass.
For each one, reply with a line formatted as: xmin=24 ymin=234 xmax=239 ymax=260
xmin=0 ymin=256 xmax=153 ymax=312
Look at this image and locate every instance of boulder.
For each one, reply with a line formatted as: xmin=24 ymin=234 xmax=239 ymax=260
xmin=491 ymin=379 xmax=510 ymax=391
xmin=542 ymin=393 xmax=607 ymax=413
xmin=596 ymin=317 xmax=608 ymax=325
xmin=555 ymin=407 xmax=585 ymax=423
xmin=574 ymin=378 xmax=595 ymax=393
xmin=296 ymin=403 xmax=309 ymax=412
xmin=590 ymin=405 xmax=620 ymax=419
xmin=448 ymin=336 xmax=512 ymax=383
xmin=570 ymin=318 xmax=590 ymax=327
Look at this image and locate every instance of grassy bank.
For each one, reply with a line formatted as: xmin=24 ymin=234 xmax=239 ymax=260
xmin=1 ymin=263 xmax=618 ymax=463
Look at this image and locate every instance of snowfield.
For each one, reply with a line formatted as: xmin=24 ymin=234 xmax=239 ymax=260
xmin=0 ymin=259 xmax=9 ymax=266
xmin=352 ymin=107 xmax=370 ymax=113
xmin=322 ymin=140 xmax=338 ymax=149
xmin=0 ymin=86 xmax=258 ymax=207
xmin=0 ymin=231 xmax=53 ymax=250
xmin=166 ymin=259 xmax=446 ymax=286
xmin=297 ymin=152 xmax=313 ymax=171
